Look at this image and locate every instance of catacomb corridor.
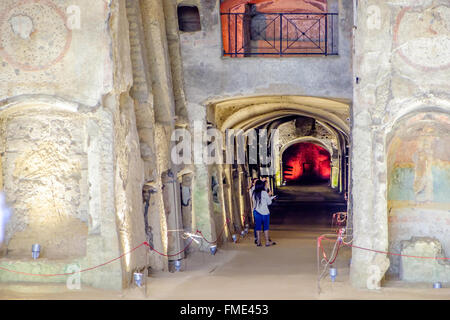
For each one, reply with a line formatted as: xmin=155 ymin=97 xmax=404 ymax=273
xmin=0 ymin=0 xmax=449 ymax=301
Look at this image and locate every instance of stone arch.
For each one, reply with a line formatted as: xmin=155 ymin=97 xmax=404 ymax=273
xmin=280 ymin=136 xmax=333 ymax=157
xmin=279 ymin=137 xmax=335 ymax=184
xmin=386 ymin=109 xmax=450 ymax=278
xmin=208 ymin=95 xmax=350 ymax=136
xmin=0 ymin=95 xmax=80 ymax=115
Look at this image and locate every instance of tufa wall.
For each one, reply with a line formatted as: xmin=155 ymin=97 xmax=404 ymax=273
xmin=351 ymin=0 xmax=450 ymax=287
xmin=0 ymin=0 xmax=148 ymax=290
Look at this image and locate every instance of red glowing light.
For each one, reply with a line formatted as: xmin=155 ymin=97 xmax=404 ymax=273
xmin=282 ymin=143 xmax=331 ymax=182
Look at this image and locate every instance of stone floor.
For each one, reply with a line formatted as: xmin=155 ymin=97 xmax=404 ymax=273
xmin=275 ymin=182 xmax=346 ymax=203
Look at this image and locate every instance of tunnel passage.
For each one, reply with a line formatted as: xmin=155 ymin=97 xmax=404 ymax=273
xmin=207 ymin=95 xmax=350 ymax=239
xmin=282 ymin=142 xmax=331 ymax=184
xmin=0 ymin=109 xmax=89 ymax=260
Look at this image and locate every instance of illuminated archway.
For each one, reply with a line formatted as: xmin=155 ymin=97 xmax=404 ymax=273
xmin=282 ymin=142 xmax=331 ymax=183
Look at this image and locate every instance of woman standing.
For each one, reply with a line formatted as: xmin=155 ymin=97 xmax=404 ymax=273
xmin=252 ymin=180 xmax=277 ymax=247
xmin=248 ymin=178 xmax=259 ymax=244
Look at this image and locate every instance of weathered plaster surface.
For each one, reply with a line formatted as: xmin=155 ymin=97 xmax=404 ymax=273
xmin=351 ymin=0 xmax=450 ymax=288
xmin=0 ymin=0 xmax=113 ymax=107
xmin=0 ymin=0 xmax=148 ymax=290
xmin=177 ymin=0 xmax=353 ymax=105
xmin=387 ymin=112 xmax=450 ymax=277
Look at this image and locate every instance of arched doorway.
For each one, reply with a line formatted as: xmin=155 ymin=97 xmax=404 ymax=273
xmin=207 ymin=95 xmax=350 ymax=232
xmin=282 ymin=142 xmax=331 ymax=185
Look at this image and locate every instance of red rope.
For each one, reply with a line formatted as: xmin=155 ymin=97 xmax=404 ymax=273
xmin=317 ymin=235 xmax=341 ymax=265
xmin=343 ymin=242 xmax=450 ymax=260
xmin=321 ymin=242 xmax=341 ymax=264
xmin=0 ymin=242 xmax=148 ymax=277
xmin=320 ymin=235 xmax=450 ymax=260
xmin=146 ymin=238 xmax=195 ymax=257
xmin=197 ymin=219 xmax=230 ymax=244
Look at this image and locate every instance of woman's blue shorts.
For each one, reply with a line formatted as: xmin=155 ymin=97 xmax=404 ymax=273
xmin=253 ymin=209 xmax=270 ymax=231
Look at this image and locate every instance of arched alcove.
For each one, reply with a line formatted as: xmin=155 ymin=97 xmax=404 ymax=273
xmin=387 ymin=110 xmax=450 ymax=276
xmin=0 ymin=102 xmax=89 ymax=259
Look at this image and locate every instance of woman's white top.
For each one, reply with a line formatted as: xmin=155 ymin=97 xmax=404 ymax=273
xmin=252 ymin=190 xmax=276 ymax=215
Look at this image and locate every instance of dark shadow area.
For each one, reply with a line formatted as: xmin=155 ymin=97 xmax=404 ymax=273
xmin=270 ymin=184 xmax=346 ymax=230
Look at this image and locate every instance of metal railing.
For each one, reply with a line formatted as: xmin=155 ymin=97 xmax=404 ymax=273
xmin=221 ymin=12 xmax=338 ymax=57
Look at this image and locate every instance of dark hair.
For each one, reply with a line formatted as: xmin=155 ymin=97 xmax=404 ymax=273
xmin=252 ymin=180 xmax=265 ymax=207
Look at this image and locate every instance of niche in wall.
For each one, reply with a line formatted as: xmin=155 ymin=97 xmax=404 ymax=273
xmin=178 ymin=5 xmax=201 ymax=32
xmin=387 ymin=111 xmax=450 ymax=275
xmin=0 ymin=110 xmax=89 ymax=260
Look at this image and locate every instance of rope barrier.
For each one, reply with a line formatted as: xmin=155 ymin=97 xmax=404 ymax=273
xmin=316 ymin=232 xmax=342 ymax=293
xmin=319 ymin=239 xmax=341 ymax=265
xmin=197 ymin=219 xmax=230 ymax=244
xmin=0 ymin=219 xmax=232 ymax=277
xmin=316 ymin=227 xmax=450 ymax=293
xmin=342 ymin=241 xmax=450 ymax=260
xmin=146 ymin=239 xmax=195 ymax=257
xmin=319 ymin=234 xmax=450 ymax=261
xmin=0 ymin=242 xmax=148 ymax=277
xmin=12 ymin=220 xmax=441 ymax=279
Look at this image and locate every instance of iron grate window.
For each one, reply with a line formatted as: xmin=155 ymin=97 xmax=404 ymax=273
xmin=221 ymin=12 xmax=338 ymax=57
